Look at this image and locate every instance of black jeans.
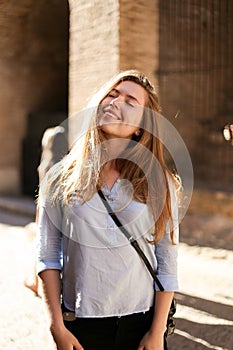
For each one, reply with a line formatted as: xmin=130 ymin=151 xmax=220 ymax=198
xmin=64 ymin=308 xmax=168 ymax=350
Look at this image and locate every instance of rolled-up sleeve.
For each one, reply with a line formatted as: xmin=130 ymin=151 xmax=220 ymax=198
xmin=154 ymin=229 xmax=178 ymax=291
xmin=154 ymin=178 xmax=179 ymax=291
xmin=37 ymin=200 xmax=63 ymax=274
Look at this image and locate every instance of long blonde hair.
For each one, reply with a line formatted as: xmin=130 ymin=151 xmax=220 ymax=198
xmin=41 ymin=70 xmax=179 ymax=244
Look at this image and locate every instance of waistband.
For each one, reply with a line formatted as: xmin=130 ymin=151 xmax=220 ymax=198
xmin=62 ymin=307 xmax=154 ymax=322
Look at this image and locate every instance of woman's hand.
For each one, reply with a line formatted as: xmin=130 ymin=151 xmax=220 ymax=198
xmin=51 ymin=323 xmax=84 ymax=350
xmin=39 ymin=271 xmax=84 ymax=349
xmin=138 ymin=291 xmax=173 ymax=349
xmin=137 ymin=329 xmax=164 ymax=350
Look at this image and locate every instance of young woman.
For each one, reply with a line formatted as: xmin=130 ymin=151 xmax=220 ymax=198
xmin=37 ymin=70 xmax=180 ymax=350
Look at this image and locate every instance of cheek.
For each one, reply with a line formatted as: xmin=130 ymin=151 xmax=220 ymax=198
xmin=98 ymin=99 xmax=108 ymax=114
xmin=97 ymin=102 xmax=107 ymax=122
xmin=126 ymin=108 xmax=144 ymax=127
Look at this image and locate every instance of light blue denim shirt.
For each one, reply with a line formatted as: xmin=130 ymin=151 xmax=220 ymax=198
xmin=37 ymin=178 xmax=179 ymax=318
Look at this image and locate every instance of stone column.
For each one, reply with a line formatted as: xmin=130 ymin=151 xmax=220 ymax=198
xmin=119 ymin=0 xmax=159 ymax=85
xmin=68 ymin=0 xmax=159 ymax=143
xmin=69 ymin=0 xmax=119 ymax=115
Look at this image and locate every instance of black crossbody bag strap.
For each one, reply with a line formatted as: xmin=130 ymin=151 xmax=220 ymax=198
xmin=98 ymin=189 xmax=164 ymax=292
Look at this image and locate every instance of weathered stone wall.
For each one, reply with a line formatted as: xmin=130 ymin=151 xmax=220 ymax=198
xmin=69 ymin=0 xmax=119 ymax=115
xmin=0 ymin=0 xmax=231 ymax=194
xmin=68 ymin=0 xmax=160 ymax=143
xmin=158 ymin=0 xmax=233 ymax=190
xmin=119 ymin=0 xmax=159 ymax=85
xmin=68 ymin=0 xmax=232 ymax=191
xmin=0 ymin=0 xmax=69 ymax=194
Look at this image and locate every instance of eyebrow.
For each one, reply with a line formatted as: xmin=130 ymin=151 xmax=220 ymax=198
xmin=111 ymin=88 xmax=140 ymax=104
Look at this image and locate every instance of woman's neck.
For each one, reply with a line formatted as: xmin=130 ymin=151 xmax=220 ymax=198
xmin=103 ymin=161 xmax=120 ymax=191
xmin=102 ymin=137 xmax=131 ymax=158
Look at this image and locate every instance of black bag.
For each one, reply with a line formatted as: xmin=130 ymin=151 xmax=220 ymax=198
xmin=165 ymin=298 xmax=176 ymax=336
xmin=98 ymin=189 xmax=176 ymax=338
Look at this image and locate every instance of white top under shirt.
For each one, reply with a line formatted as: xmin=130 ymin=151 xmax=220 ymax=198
xmin=37 ymin=178 xmax=179 ymax=318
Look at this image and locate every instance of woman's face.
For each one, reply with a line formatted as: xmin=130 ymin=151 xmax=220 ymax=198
xmin=98 ymin=81 xmax=147 ymax=139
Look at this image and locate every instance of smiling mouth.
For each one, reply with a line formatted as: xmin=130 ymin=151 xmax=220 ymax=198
xmin=103 ymin=108 xmax=121 ymax=121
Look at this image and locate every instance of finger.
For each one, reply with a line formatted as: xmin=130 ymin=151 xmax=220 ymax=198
xmin=74 ymin=340 xmax=84 ymax=350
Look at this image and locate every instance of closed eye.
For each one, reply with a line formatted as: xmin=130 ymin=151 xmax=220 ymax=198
xmin=126 ymin=100 xmax=136 ymax=107
xmin=107 ymin=89 xmax=118 ymax=98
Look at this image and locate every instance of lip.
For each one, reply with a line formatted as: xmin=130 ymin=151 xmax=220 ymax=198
xmin=103 ymin=107 xmax=121 ymax=121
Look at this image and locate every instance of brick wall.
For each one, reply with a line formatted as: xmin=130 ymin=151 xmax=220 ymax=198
xmin=68 ymin=0 xmax=160 ymax=143
xmin=2 ymin=1 xmax=230 ymax=194
xmin=119 ymin=0 xmax=159 ymax=84
xmin=69 ymin=0 xmax=119 ymax=114
xmin=0 ymin=0 xmax=69 ymax=194
xmin=158 ymin=0 xmax=233 ymax=190
xmin=68 ymin=0 xmax=233 ymax=191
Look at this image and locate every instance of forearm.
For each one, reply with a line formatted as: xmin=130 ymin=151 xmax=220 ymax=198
xmin=39 ymin=269 xmax=84 ymax=350
xmin=39 ymin=269 xmax=64 ymax=330
xmin=151 ymin=291 xmax=174 ymax=334
xmin=138 ymin=291 xmax=174 ymax=349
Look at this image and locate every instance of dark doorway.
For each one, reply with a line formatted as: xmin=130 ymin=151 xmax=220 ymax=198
xmin=22 ymin=112 xmax=68 ymax=196
xmin=21 ymin=1 xmax=69 ymax=196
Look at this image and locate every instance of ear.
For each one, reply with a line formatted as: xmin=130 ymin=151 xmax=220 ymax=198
xmin=135 ymin=128 xmax=143 ymax=137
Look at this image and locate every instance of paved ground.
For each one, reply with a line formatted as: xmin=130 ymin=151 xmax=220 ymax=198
xmin=0 ymin=193 xmax=232 ymax=350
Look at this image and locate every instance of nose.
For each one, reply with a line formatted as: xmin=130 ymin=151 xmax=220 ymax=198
xmin=110 ymin=95 xmax=123 ymax=109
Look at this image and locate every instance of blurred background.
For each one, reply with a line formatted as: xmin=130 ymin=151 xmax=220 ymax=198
xmin=0 ymin=1 xmax=232 ymax=350
xmin=0 ymin=0 xmax=232 ymax=197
